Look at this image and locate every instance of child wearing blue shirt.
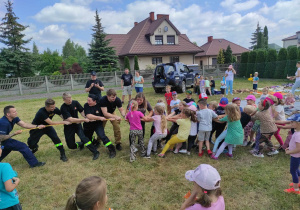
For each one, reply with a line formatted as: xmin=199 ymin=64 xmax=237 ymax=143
xmin=253 ymin=72 xmax=259 ymax=93
xmin=0 ymin=146 xmax=22 ymax=210
xmin=220 ymin=77 xmax=226 ymax=97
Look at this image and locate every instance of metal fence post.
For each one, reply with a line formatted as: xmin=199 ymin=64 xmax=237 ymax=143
xmin=115 ymin=71 xmax=117 ymax=86
xmin=202 ymin=66 xmax=205 ymax=76
xmin=70 ymin=74 xmax=74 ymax=90
xmin=45 ymin=76 xmax=50 ymax=93
xmin=17 ymin=77 xmax=23 ymax=95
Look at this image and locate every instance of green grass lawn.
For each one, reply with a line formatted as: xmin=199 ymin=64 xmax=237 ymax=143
xmin=1 ymin=78 xmax=299 ymax=210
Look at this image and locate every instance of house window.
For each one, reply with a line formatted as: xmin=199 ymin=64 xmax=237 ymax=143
xmin=167 ymin=36 xmax=175 ymax=45
xmin=152 ymin=57 xmax=162 ymax=65
xmin=212 ymin=58 xmax=217 ymax=65
xmin=170 ymin=56 xmax=179 ymax=63
xmin=155 ymin=36 xmax=163 ymax=45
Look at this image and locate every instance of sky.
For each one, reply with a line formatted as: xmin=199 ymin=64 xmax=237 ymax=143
xmin=0 ymin=0 xmax=299 ymax=53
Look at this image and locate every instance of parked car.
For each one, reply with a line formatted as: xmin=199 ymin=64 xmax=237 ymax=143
xmin=152 ymin=62 xmax=194 ymax=93
xmin=187 ymin=64 xmax=201 ymax=75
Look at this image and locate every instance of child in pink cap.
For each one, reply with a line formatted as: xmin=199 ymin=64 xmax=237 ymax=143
xmin=273 ymin=92 xmax=286 ymax=147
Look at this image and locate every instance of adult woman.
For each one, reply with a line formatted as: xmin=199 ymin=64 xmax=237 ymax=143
xmin=225 ymin=65 xmax=236 ymax=95
xmin=288 ymin=61 xmax=300 ymax=97
xmin=134 ymin=71 xmax=144 ymax=93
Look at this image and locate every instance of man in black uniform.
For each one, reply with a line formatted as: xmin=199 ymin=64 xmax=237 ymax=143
xmin=27 ymin=98 xmax=70 ymax=162
xmin=85 ymin=71 xmax=104 ymax=102
xmin=83 ymin=94 xmax=116 ymax=158
xmin=60 ymin=93 xmax=100 ymax=160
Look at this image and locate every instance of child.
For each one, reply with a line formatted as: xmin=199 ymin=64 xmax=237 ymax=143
xmin=144 ymin=105 xmax=167 ymax=158
xmin=220 ymin=77 xmax=226 ymax=97
xmin=184 ymin=90 xmax=195 ymax=104
xmin=211 ymin=104 xmax=244 ymax=160
xmin=65 ymin=176 xmax=107 ymax=210
xmin=125 ymin=100 xmax=147 ymax=162
xmin=0 ymin=146 xmax=22 ymax=210
xmin=197 ymin=99 xmax=218 ymax=157
xmin=199 ymin=75 xmax=205 ymax=93
xmin=260 ymin=87 xmax=269 ymax=100
xmin=164 ymin=85 xmax=172 ymax=115
xmin=284 ymin=114 xmax=300 ymax=194
xmin=194 ymin=74 xmax=200 ymax=95
xmin=251 ymin=99 xmax=279 ymax=158
xmin=158 ymin=109 xmax=193 ymax=158
xmin=181 ymin=164 xmax=225 ymax=210
xmin=243 ymin=95 xmax=257 ymax=146
xmin=204 ymin=77 xmax=212 ymax=96
xmin=210 ymin=76 xmax=215 ymax=95
xmin=232 ymin=97 xmax=243 ymax=112
xmin=208 ymin=101 xmax=218 ymax=111
xmin=285 ymin=92 xmax=295 ymax=107
xmin=253 ymin=72 xmax=259 ymax=93
xmin=273 ymin=92 xmax=286 ymax=146
xmin=170 ymin=91 xmax=180 ymax=113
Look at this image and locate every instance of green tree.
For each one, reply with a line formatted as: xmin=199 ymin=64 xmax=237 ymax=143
xmin=217 ymin=48 xmax=225 ymax=64
xmin=298 ymin=46 xmax=300 ymax=59
xmin=88 ymin=10 xmax=118 ymax=72
xmin=274 ymin=48 xmax=287 ymax=78
xmin=62 ymin=39 xmax=76 ymax=59
xmin=239 ymin=52 xmax=249 ymax=77
xmin=134 ymin=55 xmax=139 ymax=70
xmin=31 ymin=42 xmax=42 ymax=74
xmin=256 ymin=32 xmax=264 ymax=49
xmin=285 ymin=46 xmax=298 ymax=76
xmin=39 ymin=49 xmax=63 ymax=75
xmin=107 ymin=63 xmax=112 ymax=72
xmin=247 ymin=51 xmax=257 ymax=76
xmin=65 ymin=56 xmax=78 ymax=69
xmin=249 ymin=22 xmax=262 ymax=49
xmin=0 ymin=0 xmax=33 ymax=77
xmin=264 ymin=49 xmax=277 ymax=78
xmin=224 ymin=45 xmax=233 ymax=64
xmin=124 ymin=56 xmax=130 ymax=70
xmin=263 ymin=26 xmax=268 ymax=49
xmin=255 ymin=49 xmax=266 ymax=78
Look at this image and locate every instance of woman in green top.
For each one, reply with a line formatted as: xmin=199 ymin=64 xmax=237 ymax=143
xmin=211 ymin=104 xmax=244 ymax=160
xmin=204 ymin=77 xmax=212 ymax=95
xmin=134 ymin=71 xmax=144 ymax=93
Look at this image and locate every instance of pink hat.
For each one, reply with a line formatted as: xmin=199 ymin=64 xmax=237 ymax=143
xmin=273 ymin=92 xmax=283 ymax=99
xmin=188 ymin=105 xmax=197 ymax=111
xmin=245 ymin=95 xmax=256 ymax=101
xmin=228 ymin=65 xmax=233 ymax=69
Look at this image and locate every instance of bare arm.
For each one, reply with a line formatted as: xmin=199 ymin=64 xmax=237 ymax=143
xmin=86 ymin=114 xmax=106 ymax=121
xmin=17 ymin=120 xmax=44 ymax=129
xmin=121 ymin=79 xmax=124 ymax=88
xmin=0 ymin=132 xmax=22 ymax=142
xmin=4 ymin=177 xmax=20 ymax=192
xmin=85 ymin=83 xmax=94 ymax=92
xmin=101 ymin=107 xmax=122 ymax=120
xmin=118 ymin=107 xmax=126 ymax=118
xmin=146 ymin=110 xmax=154 ymax=118
xmin=44 ymin=118 xmax=70 ymax=125
xmin=140 ymin=77 xmax=144 ymax=84
xmin=65 ymin=117 xmax=89 ymax=124
xmin=286 ymin=142 xmax=300 ymax=154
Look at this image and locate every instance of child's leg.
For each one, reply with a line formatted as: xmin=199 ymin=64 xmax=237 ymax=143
xmin=228 ymin=144 xmax=233 ymax=155
xmin=129 ymin=130 xmax=137 ymax=161
xmin=160 ymin=135 xmax=183 ymax=154
xmin=215 ymin=142 xmax=229 ymax=157
xmin=254 ymin=128 xmax=261 ymax=151
xmin=154 ymin=134 xmax=166 ymax=152
xmin=249 ymin=130 xmax=255 ymax=142
xmin=187 ymin=135 xmax=197 ymax=152
xmin=290 ymin=157 xmax=300 ymax=190
xmin=175 ymin=143 xmax=182 ymax=151
xmin=213 ymin=130 xmax=227 ymax=153
xmin=147 ymin=133 xmax=159 ymax=156
xmin=137 ymin=130 xmax=146 ymax=156
xmin=198 ymin=141 xmax=204 ymax=153
xmin=204 ymin=131 xmax=211 ymax=152
xmin=274 ymin=126 xmax=284 ymax=146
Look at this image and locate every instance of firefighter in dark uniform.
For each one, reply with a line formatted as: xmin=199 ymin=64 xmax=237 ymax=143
xmin=27 ymin=98 xmax=70 ymax=162
xmin=0 ymin=105 xmax=45 ymax=168
xmin=60 ymin=93 xmax=100 ymax=160
xmin=83 ymin=94 xmax=116 ymax=158
xmin=85 ymin=71 xmax=104 ymax=102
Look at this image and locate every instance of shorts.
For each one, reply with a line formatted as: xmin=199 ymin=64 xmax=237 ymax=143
xmin=221 ymin=88 xmax=225 ymax=94
xmin=122 ymin=85 xmax=132 ymax=95
xmin=253 ymin=84 xmax=258 ymax=90
xmin=197 ymin=131 xmax=211 ymax=141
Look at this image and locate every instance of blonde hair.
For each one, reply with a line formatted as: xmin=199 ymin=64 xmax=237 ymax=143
xmin=157 ymin=98 xmax=164 ymax=103
xmin=262 ymin=87 xmax=269 ymax=94
xmin=154 ymin=105 xmax=167 ymax=133
xmin=225 ymin=104 xmax=241 ymax=121
xmin=205 ymin=77 xmax=208 ymax=80
xmin=129 ymin=100 xmax=138 ymax=111
xmin=65 ymin=176 xmax=107 ymax=210
xmin=267 ymin=95 xmax=278 ymax=105
xmin=254 ymin=72 xmax=258 ymax=75
xmin=244 ymin=105 xmax=256 ymax=115
xmin=62 ymin=92 xmax=72 ymax=100
xmin=166 ymin=85 xmax=171 ymax=90
xmin=276 ymin=98 xmax=285 ymax=106
xmin=208 ymin=101 xmax=218 ymax=110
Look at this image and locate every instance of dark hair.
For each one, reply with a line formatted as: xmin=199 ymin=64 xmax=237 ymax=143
xmin=106 ymin=89 xmax=117 ymax=97
xmin=190 ymin=110 xmax=198 ymax=123
xmin=88 ymin=94 xmax=97 ymax=102
xmin=261 ymin=99 xmax=271 ymax=111
xmin=196 ymin=185 xmax=222 ymax=208
xmin=45 ymin=98 xmax=55 ymax=107
xmin=3 ymin=105 xmax=15 ymax=116
xmin=276 ymin=98 xmax=284 ymax=106
xmin=297 ymin=61 xmax=300 ymax=65
xmin=198 ymin=99 xmax=207 ymax=106
xmin=135 ymin=92 xmax=148 ymax=110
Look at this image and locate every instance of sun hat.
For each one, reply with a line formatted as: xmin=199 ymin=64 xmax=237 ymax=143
xmin=185 ymin=164 xmax=221 ymax=190
xmin=172 ymin=91 xmax=177 ymax=95
xmin=186 ymin=90 xmax=192 ymax=95
xmin=219 ymin=97 xmax=228 ymax=107
xmin=273 ymin=92 xmax=283 ymax=100
xmin=232 ymin=97 xmax=241 ymax=102
xmin=188 ymin=105 xmax=197 ymax=111
xmin=90 ymin=71 xmax=96 ymax=76
xmin=245 ymin=95 xmax=256 ymax=101
xmin=287 ymin=114 xmax=300 ymax=122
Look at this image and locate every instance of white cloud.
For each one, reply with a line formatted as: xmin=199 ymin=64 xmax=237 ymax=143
xmin=221 ymin=0 xmax=260 ymax=12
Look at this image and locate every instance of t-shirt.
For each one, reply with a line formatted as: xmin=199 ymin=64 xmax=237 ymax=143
xmin=183 ymin=98 xmax=195 ymax=104
xmin=60 ymin=100 xmax=84 ymax=120
xmin=253 ymin=76 xmax=259 ymax=84
xmin=134 ymin=76 xmax=143 ymax=87
xmin=0 ymin=163 xmax=19 ymax=209
xmin=185 ymin=196 xmax=225 ymax=210
xmin=241 ymin=112 xmax=251 ymax=128
xmin=196 ymin=109 xmax=218 ymax=131
xmin=85 ymin=79 xmax=104 ymax=96
xmin=165 ymin=92 xmax=173 ymax=105
xmin=84 ymin=103 xmax=102 ymax=125
xmin=121 ymin=73 xmax=133 ymax=86
xmin=239 ymin=106 xmax=243 ymax=112
xmin=220 ymin=116 xmax=244 ymax=145
xmin=99 ymin=96 xmax=122 ymax=115
xmin=0 ymin=116 xmax=21 ymax=137
xmin=170 ymin=99 xmax=181 ymax=113
xmin=138 ymin=101 xmax=152 ymax=115
xmin=220 ymin=81 xmax=226 ymax=89
xmin=275 ymin=105 xmax=286 ymax=121
xmin=205 ymin=80 xmax=210 ymax=87
xmin=176 ymin=118 xmax=191 ymax=140
xmin=295 ymin=68 xmax=300 ymax=82
xmin=289 ymin=131 xmax=300 ymax=158
xmin=152 ymin=115 xmax=167 ymax=135
xmin=210 ymin=80 xmax=215 ymax=88
xmin=190 ymin=121 xmax=198 ymax=136
xmin=225 ymin=70 xmax=234 ymax=81
xmin=252 ymin=108 xmax=277 ymax=134
xmin=125 ymin=111 xmax=143 ymax=130
xmin=32 ymin=107 xmax=61 ymax=125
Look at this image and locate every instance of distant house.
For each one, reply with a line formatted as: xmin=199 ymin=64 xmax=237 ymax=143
xmin=195 ymin=36 xmax=249 ymax=67
xmin=282 ymin=31 xmax=300 ymax=48
xmin=106 ymin=12 xmax=203 ymax=70
xmin=268 ymin=43 xmax=282 ymax=53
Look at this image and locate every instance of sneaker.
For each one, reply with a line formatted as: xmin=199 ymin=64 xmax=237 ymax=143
xmin=284 ymin=188 xmax=300 ymax=194
xmin=92 ymin=151 xmax=100 ymax=160
xmin=179 ymin=149 xmax=187 ymax=154
xmin=60 ymin=154 xmax=68 ymax=162
xmin=198 ymin=151 xmax=204 ymax=157
xmin=207 ymin=150 xmax=212 ymax=155
xmin=173 ymin=149 xmax=179 ymax=154
xmin=210 ymin=154 xmax=218 ymax=160
xmin=253 ymin=153 xmax=264 ymax=158
xmin=225 ymin=153 xmax=233 ymax=158
xmin=133 ymin=147 xmax=138 ymax=153
xmin=30 ymin=162 xmax=46 ymax=168
xmin=250 ymin=149 xmax=258 ymax=154
xmin=158 ymin=153 xmax=165 ymax=158
xmin=108 ymin=145 xmax=116 ymax=158
xmin=267 ymin=150 xmax=279 ymax=156
xmin=246 ymin=141 xmax=252 ymax=146
xmin=144 ymin=155 xmax=151 ymax=159
xmin=187 ymin=152 xmax=191 ymax=156
xmin=289 ymin=183 xmax=300 ymax=187
xmin=242 ymin=141 xmax=248 ymax=146
xmin=116 ymin=144 xmax=122 ymax=151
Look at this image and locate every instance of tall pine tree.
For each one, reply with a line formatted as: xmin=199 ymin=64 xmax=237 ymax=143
xmin=224 ymin=45 xmax=233 ymax=64
xmin=88 ymin=10 xmax=118 ymax=72
xmin=263 ymin=26 xmax=268 ymax=49
xmin=249 ymin=22 xmax=262 ymax=50
xmin=217 ymin=48 xmax=225 ymax=64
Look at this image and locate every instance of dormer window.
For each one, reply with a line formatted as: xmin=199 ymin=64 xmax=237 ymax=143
xmin=167 ymin=36 xmax=175 ymax=45
xmin=155 ymin=36 xmax=163 ymax=45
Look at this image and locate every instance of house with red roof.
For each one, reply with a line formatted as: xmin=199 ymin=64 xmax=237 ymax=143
xmin=106 ymin=12 xmax=203 ymax=70
xmin=195 ymin=36 xmax=249 ymax=67
xmin=282 ymin=31 xmax=300 ymax=48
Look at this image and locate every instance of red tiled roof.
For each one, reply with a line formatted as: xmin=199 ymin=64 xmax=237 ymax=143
xmin=195 ymin=39 xmax=249 ymax=57
xmin=282 ymin=35 xmax=297 ymax=41
xmin=106 ymin=16 xmax=203 ymax=56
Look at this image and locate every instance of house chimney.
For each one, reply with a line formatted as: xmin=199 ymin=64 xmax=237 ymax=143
xmin=149 ymin=12 xmax=155 ymax=21
xmin=157 ymin=14 xmax=169 ymax=20
xmin=134 ymin=22 xmax=138 ymax=26
xmin=208 ymin=36 xmax=213 ymax=42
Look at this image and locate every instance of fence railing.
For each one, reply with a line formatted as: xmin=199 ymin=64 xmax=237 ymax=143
xmin=0 ymin=70 xmax=154 ymax=97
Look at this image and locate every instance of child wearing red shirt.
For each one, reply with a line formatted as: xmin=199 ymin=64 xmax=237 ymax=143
xmin=164 ymin=85 xmax=172 ymax=115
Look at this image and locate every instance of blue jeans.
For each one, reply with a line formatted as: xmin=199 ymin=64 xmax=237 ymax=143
xmin=211 ymin=87 xmax=215 ymax=95
xmin=135 ymin=87 xmax=143 ymax=93
xmin=226 ymin=80 xmax=233 ymax=95
xmin=290 ymin=156 xmax=300 ymax=183
xmin=212 ymin=129 xmax=227 ymax=153
xmin=291 ymin=81 xmax=300 ymax=95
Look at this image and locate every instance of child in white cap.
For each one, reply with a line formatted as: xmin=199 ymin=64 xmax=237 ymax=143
xmin=181 ymin=164 xmax=225 ymax=210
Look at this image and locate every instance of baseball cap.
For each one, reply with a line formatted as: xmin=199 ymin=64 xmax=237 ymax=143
xmin=91 ymin=71 xmax=96 ymax=76
xmin=186 ymin=90 xmax=192 ymax=95
xmin=185 ymin=164 xmax=221 ymax=190
xmin=245 ymin=95 xmax=256 ymax=101
xmin=188 ymin=105 xmax=197 ymax=111
xmin=273 ymin=92 xmax=283 ymax=100
xmin=172 ymin=91 xmax=177 ymax=95
xmin=287 ymin=114 xmax=300 ymax=122
xmin=232 ymin=97 xmax=241 ymax=102
xmin=219 ymin=97 xmax=228 ymax=107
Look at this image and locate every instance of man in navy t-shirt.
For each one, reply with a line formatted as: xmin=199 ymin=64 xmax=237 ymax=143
xmin=85 ymin=71 xmax=104 ymax=102
xmin=121 ymin=68 xmax=133 ymax=103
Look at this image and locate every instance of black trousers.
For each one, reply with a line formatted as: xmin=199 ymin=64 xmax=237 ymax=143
xmin=1 ymin=203 xmax=22 ymax=210
xmin=27 ymin=127 xmax=63 ymax=150
xmin=165 ymin=123 xmax=179 ymax=142
xmin=83 ymin=122 xmax=111 ymax=147
xmin=209 ymin=122 xmax=226 ymax=142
